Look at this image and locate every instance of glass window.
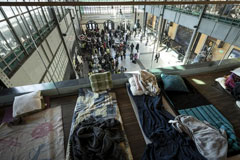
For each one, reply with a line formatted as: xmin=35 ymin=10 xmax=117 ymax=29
xmin=10 ymin=7 xmax=18 ymax=15
xmin=0 ymin=61 xmax=6 ymax=69
xmin=43 ymin=7 xmax=51 ymax=22
xmin=2 ymin=7 xmax=14 ymax=18
xmin=23 ymin=13 xmax=36 ymax=34
xmin=35 ymin=9 xmax=45 ymax=28
xmin=4 ymin=68 xmax=11 ymax=76
xmin=0 ymin=32 xmax=11 ymax=57
xmin=0 ymin=21 xmax=19 ymax=50
xmin=0 ymin=11 xmax=4 ymax=21
xmin=30 ymin=11 xmax=41 ymax=29
xmin=19 ymin=6 xmax=27 ymax=13
xmin=9 ymin=60 xmax=19 ymax=71
xmin=10 ymin=17 xmax=27 ymax=43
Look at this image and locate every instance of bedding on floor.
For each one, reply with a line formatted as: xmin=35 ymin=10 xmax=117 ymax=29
xmin=127 ymin=85 xmax=206 ymax=160
xmin=179 ymin=105 xmax=240 ymax=156
xmin=159 ymin=77 xmax=210 ymax=110
xmin=0 ymin=106 xmax=64 ymax=160
xmin=66 ymin=88 xmax=132 ymax=160
xmin=169 ymin=115 xmax=228 ymax=160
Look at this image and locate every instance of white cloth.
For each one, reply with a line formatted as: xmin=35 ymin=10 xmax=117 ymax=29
xmin=215 ymin=77 xmax=226 ymax=89
xmin=13 ymin=91 xmax=43 ymax=118
xmin=231 ymin=67 xmax=240 ymax=77
xmin=128 ymin=77 xmax=144 ymax=96
xmin=138 ymin=70 xmax=160 ymax=96
xmin=169 ymin=115 xmax=228 ymax=160
xmin=128 ymin=70 xmax=160 ymax=96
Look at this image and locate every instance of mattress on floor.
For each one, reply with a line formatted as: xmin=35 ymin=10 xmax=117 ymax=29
xmin=66 ymin=88 xmax=133 ymax=160
xmin=179 ymin=104 xmax=240 ymax=156
xmin=126 ymin=83 xmax=152 ymax=145
xmin=159 ymin=77 xmax=211 ymax=110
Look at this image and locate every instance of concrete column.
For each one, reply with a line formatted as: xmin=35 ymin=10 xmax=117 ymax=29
xmin=151 ymin=15 xmax=162 ymax=68
xmin=134 ymin=8 xmax=137 ymax=24
xmin=144 ymin=12 xmax=148 ymax=35
xmin=158 ymin=5 xmax=165 ymax=46
xmin=75 ymin=6 xmax=81 ymax=34
xmin=183 ymin=5 xmax=207 ymax=64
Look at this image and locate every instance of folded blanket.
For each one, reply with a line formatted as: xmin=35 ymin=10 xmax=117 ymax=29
xmin=89 ymin=71 xmax=112 ymax=92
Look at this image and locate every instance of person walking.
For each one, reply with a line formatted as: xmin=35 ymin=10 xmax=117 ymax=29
xmin=154 ymin=52 xmax=160 ymax=63
xmin=136 ymin=43 xmax=139 ymax=53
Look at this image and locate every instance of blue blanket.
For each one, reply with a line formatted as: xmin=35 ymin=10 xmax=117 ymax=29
xmin=127 ymin=86 xmax=206 ymax=160
xmin=179 ymin=105 xmax=240 ymax=155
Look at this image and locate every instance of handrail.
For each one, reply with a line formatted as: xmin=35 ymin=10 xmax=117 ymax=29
xmin=0 ymin=1 xmax=240 ymax=7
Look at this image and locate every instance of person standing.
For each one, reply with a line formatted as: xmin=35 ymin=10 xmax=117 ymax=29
xmin=130 ymin=43 xmax=134 ymax=53
xmin=166 ymin=37 xmax=171 ymax=52
xmin=123 ymin=47 xmax=126 ymax=59
xmin=136 ymin=43 xmax=139 ymax=53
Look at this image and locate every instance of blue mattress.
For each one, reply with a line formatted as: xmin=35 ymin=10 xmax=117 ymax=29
xmin=179 ymin=104 xmax=240 ymax=155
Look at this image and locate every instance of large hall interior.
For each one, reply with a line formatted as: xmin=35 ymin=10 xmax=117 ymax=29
xmin=1 ymin=0 xmax=240 ymax=160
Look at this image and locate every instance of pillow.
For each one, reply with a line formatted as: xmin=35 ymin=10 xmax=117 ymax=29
xmin=215 ymin=77 xmax=226 ymax=90
xmin=89 ymin=71 xmax=113 ymax=92
xmin=13 ymin=91 xmax=44 ymax=118
xmin=128 ymin=77 xmax=144 ymax=96
xmin=161 ymin=73 xmax=189 ymax=92
xmin=231 ymin=67 xmax=240 ymax=77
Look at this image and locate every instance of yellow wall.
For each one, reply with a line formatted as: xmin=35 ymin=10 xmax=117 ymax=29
xmin=195 ymin=33 xmax=208 ymax=54
xmin=168 ymin=23 xmax=178 ymax=40
xmin=147 ymin=13 xmax=153 ymax=28
xmin=211 ymin=40 xmax=231 ymax=61
xmin=233 ymin=46 xmax=240 ymax=50
xmin=152 ymin=16 xmax=156 ymax=29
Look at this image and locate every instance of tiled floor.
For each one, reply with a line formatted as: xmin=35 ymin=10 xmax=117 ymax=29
xmin=111 ymin=33 xmax=183 ymax=73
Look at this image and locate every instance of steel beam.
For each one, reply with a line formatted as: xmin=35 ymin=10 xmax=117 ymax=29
xmin=183 ymin=5 xmax=207 ymax=64
xmin=0 ymin=1 xmax=239 ymax=6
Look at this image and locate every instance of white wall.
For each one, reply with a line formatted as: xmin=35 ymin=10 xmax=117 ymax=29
xmin=10 ymin=12 xmax=75 ymax=87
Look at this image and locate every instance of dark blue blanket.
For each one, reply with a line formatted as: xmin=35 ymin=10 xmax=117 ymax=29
xmin=128 ymin=86 xmax=206 ymax=160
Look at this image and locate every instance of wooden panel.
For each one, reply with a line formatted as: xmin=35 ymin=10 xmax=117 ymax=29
xmin=113 ymin=87 xmax=146 ymax=160
xmin=185 ymin=70 xmax=240 ymax=138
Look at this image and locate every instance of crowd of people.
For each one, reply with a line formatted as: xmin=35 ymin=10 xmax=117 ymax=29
xmin=78 ymin=24 xmax=141 ymax=76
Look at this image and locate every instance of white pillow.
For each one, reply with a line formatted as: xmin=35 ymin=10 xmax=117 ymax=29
xmin=13 ymin=91 xmax=43 ymax=118
xmin=231 ymin=67 xmax=240 ymax=77
xmin=215 ymin=77 xmax=226 ymax=90
xmin=129 ymin=77 xmax=144 ymax=96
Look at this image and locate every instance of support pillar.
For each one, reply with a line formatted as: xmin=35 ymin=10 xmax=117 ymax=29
xmin=69 ymin=9 xmax=78 ymax=41
xmin=144 ymin=12 xmax=148 ymax=35
xmin=183 ymin=5 xmax=207 ymax=64
xmin=134 ymin=8 xmax=137 ymax=24
xmin=151 ymin=15 xmax=162 ymax=68
xmin=157 ymin=5 xmax=165 ymax=47
xmin=75 ymin=6 xmax=81 ymax=34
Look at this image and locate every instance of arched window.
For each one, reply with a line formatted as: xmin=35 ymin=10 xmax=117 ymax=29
xmin=104 ymin=20 xmax=114 ymax=30
xmin=86 ymin=20 xmax=98 ymax=30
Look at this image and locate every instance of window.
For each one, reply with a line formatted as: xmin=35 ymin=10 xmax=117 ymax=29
xmin=0 ymin=21 xmax=19 ymax=50
xmin=0 ymin=32 xmax=11 ymax=58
